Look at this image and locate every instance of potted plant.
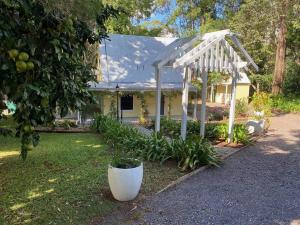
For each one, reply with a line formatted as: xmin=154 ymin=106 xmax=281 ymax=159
xmin=108 ymin=156 xmax=143 ymax=201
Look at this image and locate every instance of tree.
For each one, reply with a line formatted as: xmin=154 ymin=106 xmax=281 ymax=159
xmin=272 ymin=0 xmax=289 ymax=94
xmin=229 ymin=0 xmax=299 ymax=94
xmin=167 ymin=0 xmax=217 ymax=36
xmin=0 ymin=0 xmax=117 ymax=159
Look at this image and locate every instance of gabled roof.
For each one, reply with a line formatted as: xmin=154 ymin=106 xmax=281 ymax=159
xmin=89 ymin=32 xmax=252 ymax=91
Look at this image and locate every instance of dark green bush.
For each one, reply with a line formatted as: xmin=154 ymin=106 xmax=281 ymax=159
xmin=170 ymin=138 xmax=219 ymax=171
xmin=153 ymin=118 xmax=250 ymax=145
xmin=143 ymin=133 xmax=171 ymax=162
xmin=205 ymin=123 xmax=227 ymax=141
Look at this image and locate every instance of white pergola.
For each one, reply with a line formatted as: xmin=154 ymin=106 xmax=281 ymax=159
xmin=153 ymin=29 xmax=258 ymax=142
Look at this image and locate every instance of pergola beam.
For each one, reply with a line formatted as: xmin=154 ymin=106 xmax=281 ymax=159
xmin=229 ymin=35 xmax=259 ymax=71
xmin=154 ymin=35 xmax=201 ymax=68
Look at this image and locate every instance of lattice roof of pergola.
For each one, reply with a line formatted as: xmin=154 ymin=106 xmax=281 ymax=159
xmin=153 ymin=29 xmax=258 ymax=74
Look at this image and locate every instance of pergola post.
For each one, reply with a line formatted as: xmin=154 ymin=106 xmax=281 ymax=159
xmin=200 ymin=70 xmax=208 ymax=137
xmin=228 ymin=72 xmax=238 ymax=143
xmin=210 ymin=84 xmax=214 ymax=102
xmin=180 ymin=66 xmax=190 ymax=140
xmin=193 ymin=90 xmax=198 ymax=120
xmin=225 ymin=84 xmax=228 ymax=105
xmin=155 ymin=66 xmax=161 ymax=132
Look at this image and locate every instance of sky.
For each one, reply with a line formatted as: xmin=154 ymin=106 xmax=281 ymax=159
xmin=140 ymin=0 xmax=176 ymax=24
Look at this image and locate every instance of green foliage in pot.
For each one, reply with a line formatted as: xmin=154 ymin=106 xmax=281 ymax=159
xmin=111 ymin=157 xmax=141 ymax=169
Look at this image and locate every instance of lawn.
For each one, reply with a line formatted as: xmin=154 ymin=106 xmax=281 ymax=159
xmin=0 ymin=125 xmax=182 ymax=224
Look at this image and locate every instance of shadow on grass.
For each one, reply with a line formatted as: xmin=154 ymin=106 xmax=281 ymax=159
xmin=0 ymin=133 xmax=115 ymax=225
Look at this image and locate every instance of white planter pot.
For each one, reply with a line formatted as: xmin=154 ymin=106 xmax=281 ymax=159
xmin=108 ymin=162 xmax=143 ymax=201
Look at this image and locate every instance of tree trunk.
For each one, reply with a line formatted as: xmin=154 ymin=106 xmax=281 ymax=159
xmin=272 ymin=15 xmax=288 ymax=94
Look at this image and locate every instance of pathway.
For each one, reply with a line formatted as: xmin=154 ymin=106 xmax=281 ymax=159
xmin=113 ymin=114 xmax=300 ymax=225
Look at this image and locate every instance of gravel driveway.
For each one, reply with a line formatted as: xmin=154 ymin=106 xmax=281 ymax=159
xmin=99 ymin=114 xmax=300 ymax=225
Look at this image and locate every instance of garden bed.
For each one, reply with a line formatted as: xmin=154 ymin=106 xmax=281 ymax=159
xmin=35 ymin=126 xmax=91 ymax=133
xmin=143 ymin=118 xmax=251 ymax=146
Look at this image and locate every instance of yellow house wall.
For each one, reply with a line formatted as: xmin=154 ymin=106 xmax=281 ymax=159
xmin=102 ymin=92 xmax=183 ymax=118
xmin=214 ymin=84 xmax=250 ymax=103
xmin=236 ymin=84 xmax=250 ymax=100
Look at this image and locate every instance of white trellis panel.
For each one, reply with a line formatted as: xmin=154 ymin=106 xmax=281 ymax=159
xmin=204 ymin=49 xmax=209 ymax=72
xmin=209 ymin=46 xmax=214 ymax=72
xmin=198 ymin=54 xmax=203 ymax=72
xmin=174 ymin=36 xmax=224 ymax=67
xmin=215 ymin=42 xmax=220 ymax=71
xmin=220 ymin=44 xmax=224 ymax=71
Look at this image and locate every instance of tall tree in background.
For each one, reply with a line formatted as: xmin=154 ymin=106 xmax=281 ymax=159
xmin=272 ymin=0 xmax=289 ymax=94
xmin=43 ymin=0 xmax=169 ymax=35
xmin=229 ymin=0 xmax=299 ymax=93
xmin=168 ymin=0 xmax=217 ymax=36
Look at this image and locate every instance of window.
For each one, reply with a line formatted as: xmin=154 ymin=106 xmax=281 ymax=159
xmin=121 ymin=95 xmax=133 ymax=110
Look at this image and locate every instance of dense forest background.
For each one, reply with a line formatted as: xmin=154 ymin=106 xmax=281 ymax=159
xmin=42 ymin=0 xmax=299 ymax=95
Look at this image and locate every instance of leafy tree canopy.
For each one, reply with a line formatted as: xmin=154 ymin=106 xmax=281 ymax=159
xmin=0 ymin=0 xmax=118 ymax=159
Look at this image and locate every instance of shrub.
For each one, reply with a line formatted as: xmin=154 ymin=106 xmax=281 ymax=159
xmin=235 ymin=98 xmax=249 ymax=117
xmin=143 ymin=133 xmax=171 ymax=162
xmin=160 ymin=117 xmax=181 ymax=137
xmin=208 ymin=111 xmax=224 ymax=121
xmin=270 ymin=94 xmax=300 ymax=113
xmin=232 ymin=124 xmax=251 ymax=144
xmin=152 ymin=117 xmax=250 ymax=145
xmin=251 ymin=92 xmax=271 ymax=115
xmin=205 ymin=123 xmax=227 ymax=141
xmin=92 ymin=114 xmax=219 ymax=171
xmin=170 ymin=138 xmax=219 ymax=171
xmin=54 ymin=120 xmax=77 ymax=130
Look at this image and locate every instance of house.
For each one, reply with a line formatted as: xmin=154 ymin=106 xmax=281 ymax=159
xmin=207 ymin=71 xmax=251 ymax=104
xmin=89 ymin=33 xmax=252 ymax=121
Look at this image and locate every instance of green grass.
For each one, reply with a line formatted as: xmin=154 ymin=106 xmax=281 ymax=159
xmin=0 ymin=130 xmax=182 ymax=224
